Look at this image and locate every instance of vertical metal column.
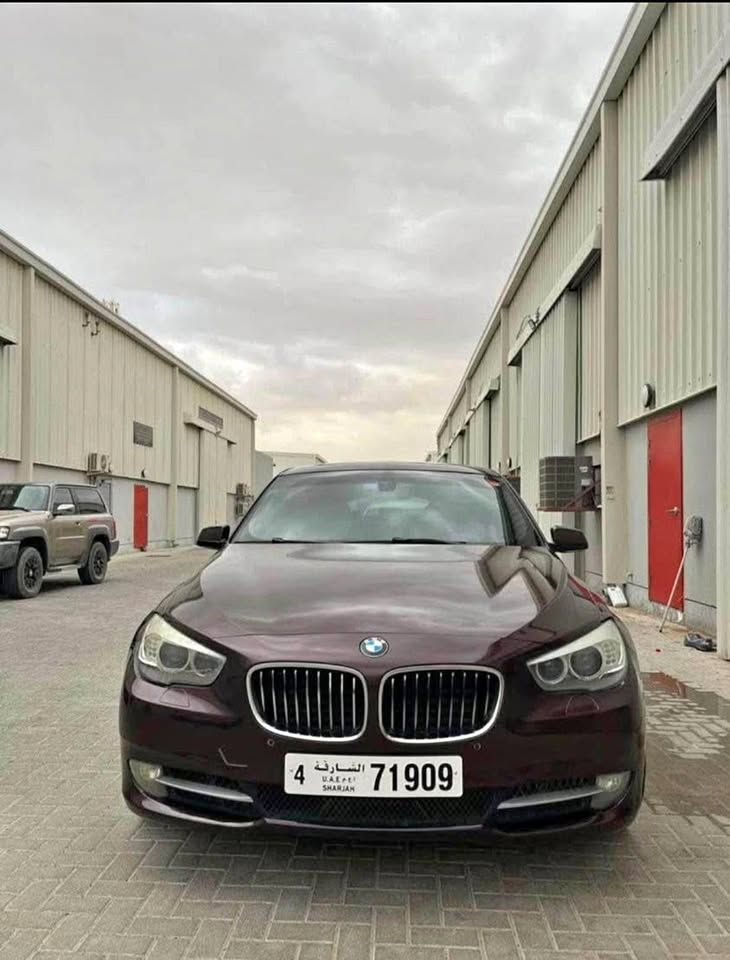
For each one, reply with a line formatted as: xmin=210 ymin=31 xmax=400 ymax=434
xmin=499 ymin=306 xmax=510 ymax=473
xmin=19 ymin=266 xmax=34 ymax=482
xmin=716 ymin=70 xmax=730 ymax=659
xmin=599 ymin=101 xmax=629 ymax=586
xmin=167 ymin=365 xmax=179 ymax=547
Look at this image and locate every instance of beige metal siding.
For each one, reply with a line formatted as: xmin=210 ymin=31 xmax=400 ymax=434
xmin=520 ymin=333 xmax=542 ymax=517
xmin=490 ymin=393 xmax=502 ymax=471
xmin=618 ymin=109 xmax=718 ymax=423
xmin=508 ymin=140 xmax=602 ymax=343
xmin=578 ymin=262 xmax=602 ymax=441
xmin=470 ymin=334 xmax=500 ymax=403
xmin=508 ymin=365 xmax=521 ymax=470
xmin=468 ymin=404 xmax=485 ymax=467
xmin=179 ymin=424 xmax=200 ymax=489
xmin=617 ymin=3 xmax=726 ymax=423
xmin=33 ymin=278 xmax=173 ymax=481
xmin=198 ymin=429 xmax=229 ymax=527
xmin=178 ymin=373 xmax=254 ymax=493
xmin=639 ymin=3 xmax=730 ymax=128
xmin=453 ymin=390 xmax=468 ymax=433
xmin=437 ymin=424 xmax=449 ymax=457
xmin=0 ymin=252 xmax=23 ymax=460
xmin=538 ymin=308 xmax=564 ymax=457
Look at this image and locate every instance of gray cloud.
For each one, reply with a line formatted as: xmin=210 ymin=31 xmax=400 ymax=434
xmin=1 ymin=1 xmax=631 ymax=459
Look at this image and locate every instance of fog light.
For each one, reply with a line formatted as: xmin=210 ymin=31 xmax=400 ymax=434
xmin=592 ymin=771 xmax=631 ymax=810
xmin=129 ymin=760 xmax=167 ymax=798
xmin=596 ymin=772 xmax=630 ymax=792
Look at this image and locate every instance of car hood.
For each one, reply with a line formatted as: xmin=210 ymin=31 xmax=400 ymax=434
xmin=159 ymin=543 xmax=607 ymax=656
xmin=0 ymin=509 xmax=46 ymax=525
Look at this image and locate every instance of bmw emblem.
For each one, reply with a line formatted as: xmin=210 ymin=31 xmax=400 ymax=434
xmin=360 ymin=636 xmax=389 ymax=658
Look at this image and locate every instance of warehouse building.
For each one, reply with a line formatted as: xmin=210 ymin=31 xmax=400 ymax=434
xmin=435 ymin=2 xmax=730 ymax=655
xmin=0 ymin=230 xmax=256 ymax=551
xmin=263 ymin=450 xmax=327 ymax=476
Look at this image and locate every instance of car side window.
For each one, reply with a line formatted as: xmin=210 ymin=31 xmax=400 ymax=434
xmin=52 ymin=486 xmax=75 ymax=513
xmin=73 ymin=487 xmax=106 ymax=515
xmin=499 ymin=481 xmax=543 ymax=547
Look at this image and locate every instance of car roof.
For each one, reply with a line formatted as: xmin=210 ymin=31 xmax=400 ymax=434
xmin=279 ymin=461 xmax=501 ymax=479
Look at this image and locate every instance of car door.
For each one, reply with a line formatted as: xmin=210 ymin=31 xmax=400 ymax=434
xmin=49 ymin=486 xmax=85 ymax=565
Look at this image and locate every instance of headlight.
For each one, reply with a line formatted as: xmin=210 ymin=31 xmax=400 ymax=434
xmin=527 ymin=620 xmax=626 ymax=692
xmin=0 ymin=527 xmax=9 ymax=541
xmin=135 ymin=614 xmax=226 ymax=687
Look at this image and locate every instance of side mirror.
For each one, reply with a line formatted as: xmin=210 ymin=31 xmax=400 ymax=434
xmin=54 ymin=503 xmax=75 ymax=516
xmin=550 ymin=525 xmax=588 ymax=553
xmin=196 ymin=525 xmax=230 ymax=550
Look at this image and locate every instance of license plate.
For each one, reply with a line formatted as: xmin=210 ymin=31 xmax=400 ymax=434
xmin=284 ymin=754 xmax=463 ymax=798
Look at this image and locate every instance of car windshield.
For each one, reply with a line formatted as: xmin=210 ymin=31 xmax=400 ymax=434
xmin=235 ymin=470 xmax=509 ymax=545
xmin=0 ymin=484 xmax=50 ymax=512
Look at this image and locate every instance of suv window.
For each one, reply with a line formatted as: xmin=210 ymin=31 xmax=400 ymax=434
xmin=72 ymin=487 xmax=106 ymax=515
xmin=52 ymin=486 xmax=76 ymax=513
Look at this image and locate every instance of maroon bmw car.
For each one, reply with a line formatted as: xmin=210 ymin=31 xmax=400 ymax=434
xmin=119 ymin=463 xmax=645 ymax=835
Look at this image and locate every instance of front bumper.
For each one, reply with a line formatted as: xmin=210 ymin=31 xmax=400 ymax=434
xmin=120 ymin=657 xmax=645 ymax=836
xmin=0 ymin=541 xmax=20 ymax=571
xmin=110 ymin=539 xmax=120 ymax=558
xmin=121 ymin=742 xmax=640 ymax=835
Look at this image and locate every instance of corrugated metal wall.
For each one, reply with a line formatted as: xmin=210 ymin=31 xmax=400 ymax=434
xmin=508 ymin=141 xmax=602 ymax=343
xmin=504 ymin=144 xmax=601 ymax=471
xmin=489 ymin=393 xmax=502 ymax=471
xmin=468 ymin=404 xmax=485 ymax=466
xmin=578 ymin=262 xmax=602 ymax=441
xmin=507 ymin=356 xmax=522 ymax=468
xmin=437 ymin=424 xmax=449 ymax=457
xmin=33 ymin=278 xmax=174 ymax=481
xmin=179 ymin=373 xmax=253 ymax=492
xmin=539 ymin=306 xmax=566 ymax=455
xmin=453 ymin=390 xmax=468 ymax=433
xmin=0 ymin=251 xmax=23 ymax=460
xmin=198 ymin=429 xmax=230 ymax=527
xmin=520 ymin=295 xmax=578 ymax=527
xmin=617 ymin=2 xmax=725 ymax=423
xmin=470 ymin=333 xmax=500 ymax=403
xmin=520 ymin=334 xmax=542 ymax=517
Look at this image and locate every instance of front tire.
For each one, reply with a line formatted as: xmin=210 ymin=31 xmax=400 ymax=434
xmin=2 ymin=545 xmax=44 ymax=599
xmin=79 ymin=541 xmax=109 ymax=585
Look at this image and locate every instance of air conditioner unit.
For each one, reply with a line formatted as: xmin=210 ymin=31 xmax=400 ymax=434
xmin=539 ymin=456 xmax=595 ymax=511
xmin=87 ymin=452 xmax=112 ymax=477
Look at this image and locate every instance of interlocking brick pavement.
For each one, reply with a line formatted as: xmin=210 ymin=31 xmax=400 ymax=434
xmin=3 ymin=549 xmax=730 ymax=958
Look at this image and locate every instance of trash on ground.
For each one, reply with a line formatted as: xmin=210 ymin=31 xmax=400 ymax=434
xmin=684 ymin=633 xmax=717 ymax=653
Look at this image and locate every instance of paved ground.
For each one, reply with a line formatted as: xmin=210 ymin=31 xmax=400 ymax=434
xmin=3 ymin=550 xmax=730 ymax=960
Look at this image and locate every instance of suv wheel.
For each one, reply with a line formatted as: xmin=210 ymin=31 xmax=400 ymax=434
xmin=2 ymin=545 xmax=44 ymax=599
xmin=79 ymin=541 xmax=109 ymax=585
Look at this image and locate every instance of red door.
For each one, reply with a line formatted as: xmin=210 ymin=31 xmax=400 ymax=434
xmin=648 ymin=410 xmax=683 ymax=608
xmin=133 ymin=484 xmax=149 ymax=551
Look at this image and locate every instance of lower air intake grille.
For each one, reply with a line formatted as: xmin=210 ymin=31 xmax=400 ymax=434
xmin=380 ymin=667 xmax=502 ymax=742
xmin=256 ymin=786 xmax=496 ymax=828
xmin=248 ymin=664 xmax=367 ymax=740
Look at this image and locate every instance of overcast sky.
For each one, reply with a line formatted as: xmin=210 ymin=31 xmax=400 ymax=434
xmin=2 ymin=2 xmax=631 ymax=461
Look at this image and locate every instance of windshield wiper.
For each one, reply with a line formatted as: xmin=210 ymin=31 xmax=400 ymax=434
xmin=390 ymin=537 xmax=464 ymax=544
xmin=269 ymin=538 xmax=313 ymax=543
